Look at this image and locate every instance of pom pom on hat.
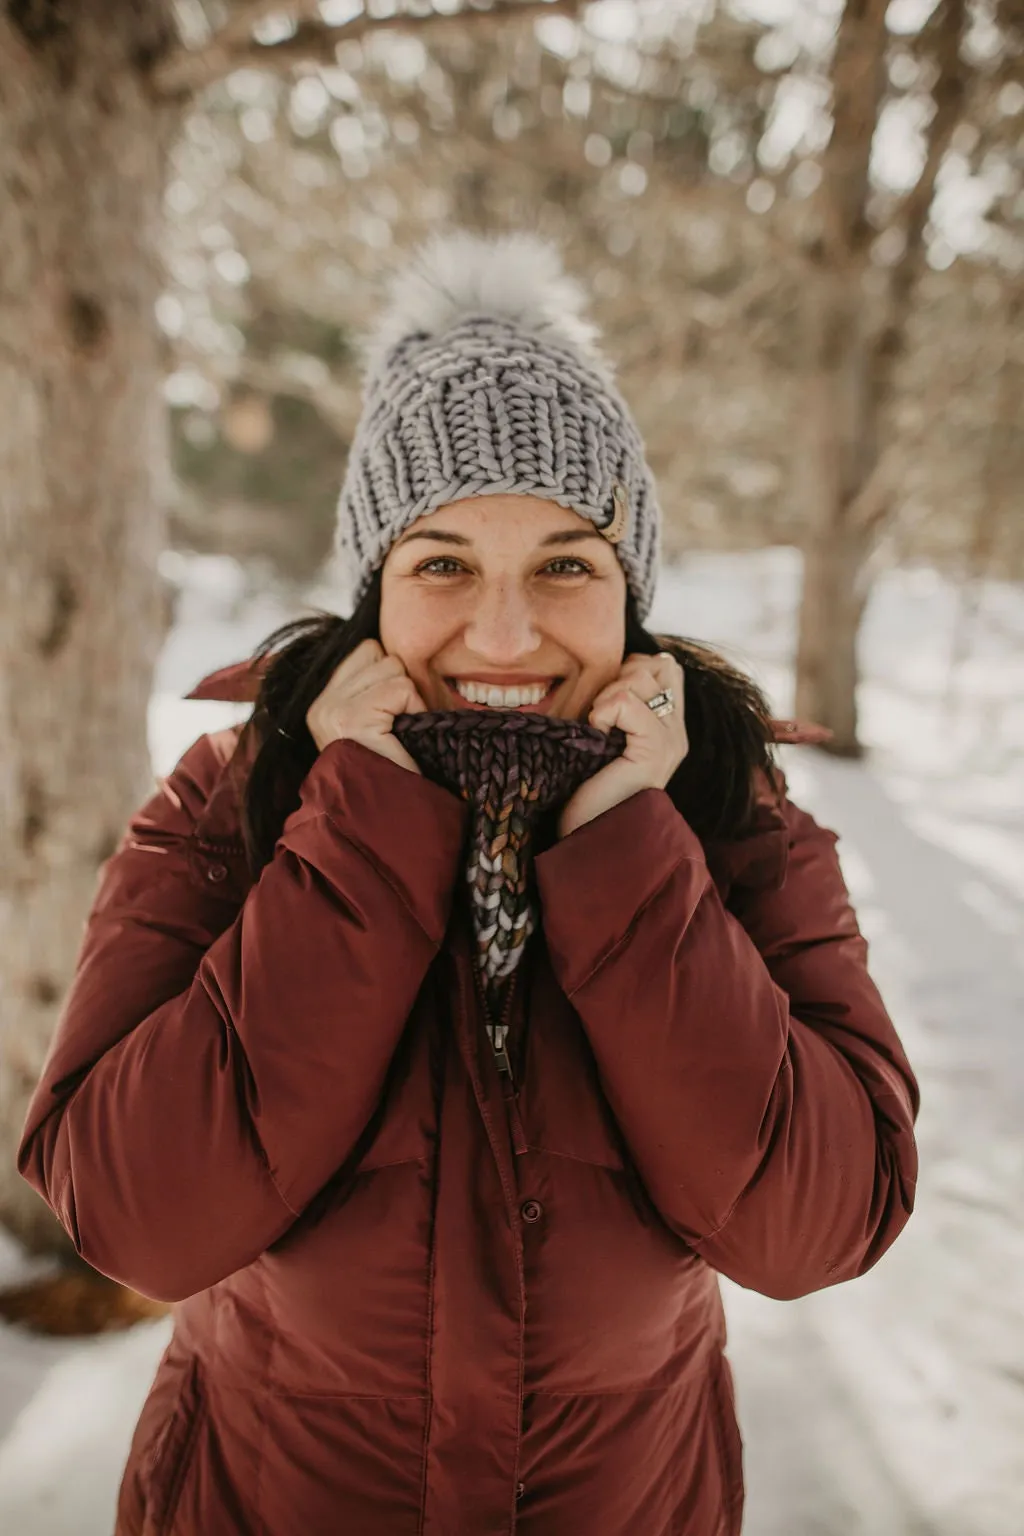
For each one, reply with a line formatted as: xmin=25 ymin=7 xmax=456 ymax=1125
xmin=364 ymin=230 xmax=608 ymax=380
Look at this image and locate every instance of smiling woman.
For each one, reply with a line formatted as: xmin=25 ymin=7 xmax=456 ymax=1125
xmin=18 ymin=231 xmax=919 ymax=1536
xmin=240 ymin=561 xmax=775 ymax=875
xmin=380 ymin=494 xmax=629 ymax=721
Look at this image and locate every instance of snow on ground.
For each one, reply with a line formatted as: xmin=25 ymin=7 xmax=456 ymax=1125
xmin=2 ymin=548 xmax=1022 ymax=1534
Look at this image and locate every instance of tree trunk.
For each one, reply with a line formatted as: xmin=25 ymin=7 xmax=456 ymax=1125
xmin=794 ymin=269 xmax=876 ymax=757
xmin=792 ymin=0 xmax=889 ymax=754
xmin=0 ymin=3 xmax=178 ymax=1252
xmin=795 ymin=523 xmax=871 ymax=757
xmin=794 ymin=0 xmax=968 ymax=752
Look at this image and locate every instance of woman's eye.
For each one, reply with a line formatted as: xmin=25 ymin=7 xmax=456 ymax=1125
xmin=415 ymin=557 xmax=466 ymax=577
xmin=413 ymin=556 xmax=593 ymax=578
xmin=542 ymin=557 xmax=592 ymax=577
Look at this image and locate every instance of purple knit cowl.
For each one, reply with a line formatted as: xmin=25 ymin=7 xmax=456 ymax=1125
xmin=392 ymin=709 xmax=625 ymax=1025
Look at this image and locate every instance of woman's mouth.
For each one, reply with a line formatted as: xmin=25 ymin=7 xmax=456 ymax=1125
xmin=444 ymin=678 xmax=562 ymax=713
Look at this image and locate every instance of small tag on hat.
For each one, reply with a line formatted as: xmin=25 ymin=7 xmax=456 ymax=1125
xmin=601 ymin=481 xmax=629 ymax=544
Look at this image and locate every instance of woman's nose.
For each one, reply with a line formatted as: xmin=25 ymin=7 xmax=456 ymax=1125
xmin=462 ymin=582 xmax=541 ymax=662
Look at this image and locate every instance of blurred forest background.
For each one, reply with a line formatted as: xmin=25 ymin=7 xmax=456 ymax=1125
xmin=1 ymin=0 xmax=1022 ymax=1284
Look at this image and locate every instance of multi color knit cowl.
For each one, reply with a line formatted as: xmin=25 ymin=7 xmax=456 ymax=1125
xmin=393 ymin=709 xmax=625 ymax=1028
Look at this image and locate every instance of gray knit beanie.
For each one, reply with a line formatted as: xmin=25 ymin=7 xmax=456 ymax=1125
xmin=334 ymin=230 xmax=661 ymax=619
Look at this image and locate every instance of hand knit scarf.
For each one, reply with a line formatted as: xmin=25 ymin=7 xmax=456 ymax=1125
xmin=392 ymin=709 xmax=626 ymax=1026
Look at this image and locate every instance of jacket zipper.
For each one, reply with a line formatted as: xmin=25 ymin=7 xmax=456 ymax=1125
xmin=471 ymin=963 xmax=528 ymax=1156
xmin=472 ymin=964 xmax=518 ymax=1082
xmin=492 ymin=981 xmax=518 ymax=1083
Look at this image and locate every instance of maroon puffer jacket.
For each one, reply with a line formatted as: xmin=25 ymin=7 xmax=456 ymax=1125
xmin=19 ymin=691 xmax=918 ymax=1536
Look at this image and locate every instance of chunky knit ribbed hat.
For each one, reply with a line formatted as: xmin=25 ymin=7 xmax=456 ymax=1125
xmin=334 ymin=230 xmax=662 ymax=619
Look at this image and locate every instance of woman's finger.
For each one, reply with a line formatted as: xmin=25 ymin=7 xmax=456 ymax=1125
xmin=632 ymin=653 xmax=685 ymax=714
xmin=590 ymin=686 xmax=663 ymax=737
xmin=341 ymin=654 xmax=409 ymax=700
xmin=338 ymin=638 xmax=385 ymax=680
xmin=590 ymin=677 xmax=688 ymax=770
xmin=352 ymin=673 xmax=423 ymax=716
xmin=391 ymin=676 xmax=428 ymax=715
xmin=619 ymin=652 xmax=682 ymax=696
xmin=590 ymin=662 xmax=674 ymax=721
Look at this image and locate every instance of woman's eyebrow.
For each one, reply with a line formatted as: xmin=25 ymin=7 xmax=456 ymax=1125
xmin=540 ymin=530 xmax=606 ymax=546
xmin=394 ymin=530 xmax=471 ymax=547
xmin=394 ymin=528 xmax=606 ymax=548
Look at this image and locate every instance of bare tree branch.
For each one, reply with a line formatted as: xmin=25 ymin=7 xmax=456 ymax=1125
xmin=878 ymin=0 xmax=969 ymax=365
xmin=817 ymin=0 xmax=889 ymax=267
xmin=152 ymin=0 xmax=582 ymax=100
xmin=229 ymin=353 xmax=363 ymax=436
xmin=969 ymin=280 xmax=1024 ymax=573
xmin=846 ymin=443 xmax=901 ymax=534
xmin=207 ymin=1 xmax=324 ymax=51
xmin=847 ymin=0 xmax=969 ymax=538
xmin=176 ymin=342 xmax=363 ymax=435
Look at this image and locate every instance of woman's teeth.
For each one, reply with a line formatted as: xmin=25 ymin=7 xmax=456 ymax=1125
xmin=452 ymin=680 xmax=551 ymax=707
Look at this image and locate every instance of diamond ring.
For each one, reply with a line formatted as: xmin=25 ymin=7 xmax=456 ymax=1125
xmin=645 ymin=689 xmax=675 ymax=718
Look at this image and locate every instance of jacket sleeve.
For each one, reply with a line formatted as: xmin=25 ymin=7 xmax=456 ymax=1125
xmin=535 ymin=785 xmax=919 ymax=1301
xmin=18 ymin=735 xmax=467 ymax=1303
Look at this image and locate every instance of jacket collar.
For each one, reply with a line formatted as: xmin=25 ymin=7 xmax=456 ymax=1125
xmin=185 ymin=658 xmax=267 ymax=702
xmin=184 ymin=660 xmax=818 ymax=898
xmin=183 ymin=657 xmax=832 ymax=750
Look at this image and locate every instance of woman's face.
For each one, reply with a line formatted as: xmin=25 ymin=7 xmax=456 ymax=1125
xmin=379 ymin=494 xmax=628 ymax=721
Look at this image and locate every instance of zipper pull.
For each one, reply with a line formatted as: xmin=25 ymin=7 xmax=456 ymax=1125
xmin=495 ymin=1023 xmax=528 ymax=1156
xmin=491 ymin=1021 xmax=513 ymax=1080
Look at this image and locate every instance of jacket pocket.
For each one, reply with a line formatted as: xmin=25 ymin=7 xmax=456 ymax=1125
xmin=708 ymin=1350 xmax=744 ymax=1536
xmin=143 ymin=1354 xmax=207 ymax=1536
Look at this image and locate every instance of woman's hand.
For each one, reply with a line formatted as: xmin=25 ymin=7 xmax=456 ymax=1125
xmin=558 ymin=652 xmax=689 ymax=838
xmin=306 ymin=640 xmax=427 ymax=774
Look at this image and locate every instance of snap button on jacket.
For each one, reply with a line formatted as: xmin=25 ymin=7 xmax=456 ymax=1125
xmin=18 ymin=719 xmax=919 ymax=1535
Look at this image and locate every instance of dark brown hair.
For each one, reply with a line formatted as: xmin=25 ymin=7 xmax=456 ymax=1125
xmin=239 ymin=571 xmax=779 ymax=877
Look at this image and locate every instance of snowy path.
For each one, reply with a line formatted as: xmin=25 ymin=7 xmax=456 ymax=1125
xmin=2 ymin=552 xmax=1022 ymax=1533
xmin=730 ymin=749 xmax=1024 ymax=1536
xmin=0 ymin=1297 xmax=171 ymax=1536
